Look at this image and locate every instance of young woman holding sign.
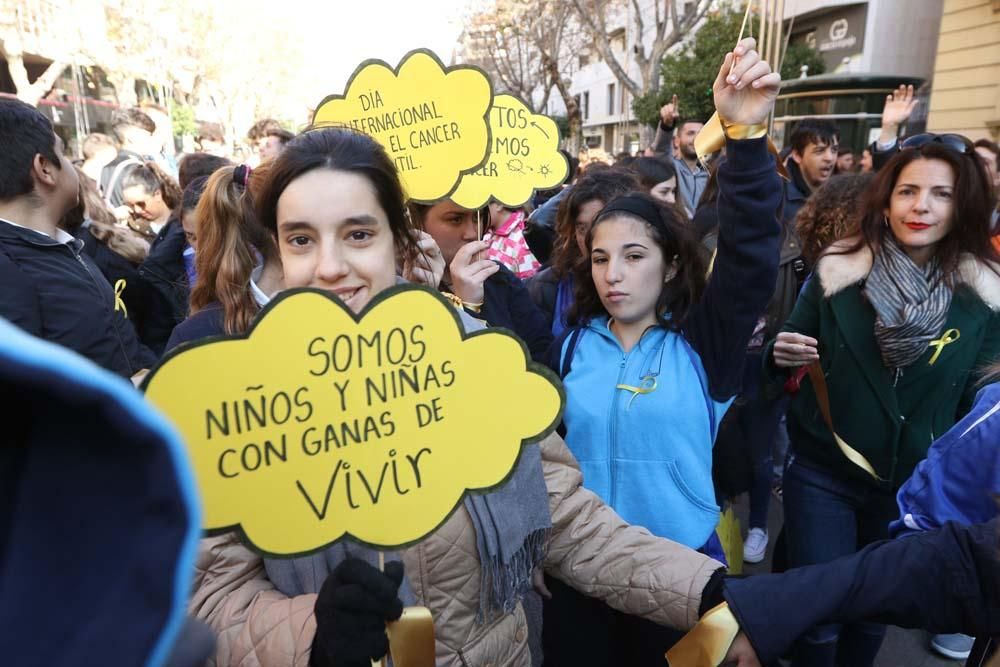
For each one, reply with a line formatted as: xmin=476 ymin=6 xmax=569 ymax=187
xmin=187 ymin=38 xmax=780 ymax=667
xmin=545 ymin=38 xmax=784 ymax=664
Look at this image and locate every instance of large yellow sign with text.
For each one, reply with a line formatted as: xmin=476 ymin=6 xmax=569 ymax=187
xmin=312 ymin=50 xmax=493 ymax=203
xmin=143 ymin=287 xmax=563 ymax=557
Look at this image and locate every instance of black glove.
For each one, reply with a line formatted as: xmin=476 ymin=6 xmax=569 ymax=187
xmin=309 ymin=558 xmax=405 ymax=667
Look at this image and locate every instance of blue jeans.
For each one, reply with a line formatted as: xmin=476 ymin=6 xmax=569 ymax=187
xmin=783 ymin=456 xmax=899 ymax=667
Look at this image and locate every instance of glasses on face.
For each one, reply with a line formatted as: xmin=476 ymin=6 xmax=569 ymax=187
xmin=900 ymin=133 xmax=975 ymax=155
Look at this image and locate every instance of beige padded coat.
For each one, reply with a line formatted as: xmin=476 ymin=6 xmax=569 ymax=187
xmin=189 ymin=431 xmax=722 ymax=666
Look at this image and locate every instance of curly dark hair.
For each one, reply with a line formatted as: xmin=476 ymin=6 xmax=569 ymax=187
xmin=551 ymin=168 xmax=640 ymax=280
xmin=568 ymin=191 xmax=707 ymax=331
xmin=795 ymin=173 xmax=873 ymax=264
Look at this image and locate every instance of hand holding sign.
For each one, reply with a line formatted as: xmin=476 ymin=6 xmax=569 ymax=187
xmin=450 ymin=94 xmax=568 ymax=210
xmin=312 ymin=50 xmax=493 ymax=203
xmin=713 ymin=38 xmax=780 ymax=127
xmin=449 ymin=240 xmax=499 ymax=306
xmin=143 ymin=286 xmax=562 ymax=557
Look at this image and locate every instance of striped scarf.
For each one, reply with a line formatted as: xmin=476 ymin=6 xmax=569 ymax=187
xmin=863 ymin=236 xmax=952 ymax=370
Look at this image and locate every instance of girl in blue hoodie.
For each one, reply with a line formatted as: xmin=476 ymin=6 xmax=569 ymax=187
xmin=542 ymin=38 xmax=783 ymax=665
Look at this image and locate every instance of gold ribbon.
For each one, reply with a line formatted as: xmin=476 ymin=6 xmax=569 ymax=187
xmin=694 ymin=112 xmax=790 ymax=181
xmin=665 ymin=602 xmax=741 ymax=666
xmin=928 ymin=328 xmax=960 ymax=365
xmin=387 ymin=606 xmax=435 ymax=667
xmin=806 ymin=362 xmax=881 ymax=480
xmin=616 ymin=374 xmax=657 ymax=410
xmin=113 ymin=279 xmax=128 ymax=318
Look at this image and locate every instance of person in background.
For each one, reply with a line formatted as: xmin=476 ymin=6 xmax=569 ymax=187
xmin=196 ymin=122 xmax=227 ymax=157
xmin=795 ymin=173 xmax=873 ymax=267
xmin=80 ymin=132 xmax=117 ymax=185
xmin=859 ymin=148 xmax=873 ymax=173
xmin=485 ymin=200 xmax=541 ymax=280
xmin=140 ymin=102 xmax=179 ymax=175
xmin=0 ymin=98 xmax=155 ymax=380
xmin=408 ymin=199 xmax=552 ymax=363
xmin=247 ymin=118 xmax=284 ymax=166
xmin=258 ymin=128 xmax=294 ymax=163
xmin=974 ymin=139 xmax=999 ymax=216
xmin=836 ymin=148 xmax=856 ymax=174
xmin=121 ymin=161 xmax=182 ymax=239
xmin=632 ymin=156 xmax=678 ymax=206
xmin=527 ymin=169 xmax=640 ymax=337
xmin=178 ymin=152 xmax=233 ymax=190
xmin=868 ymin=84 xmax=920 ymax=172
xmin=651 ymin=94 xmax=707 ymax=218
xmin=101 ymin=107 xmax=156 ymax=209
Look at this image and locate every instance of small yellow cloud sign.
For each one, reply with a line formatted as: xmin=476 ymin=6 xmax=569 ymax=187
xmin=450 ymin=94 xmax=569 ymax=209
xmin=143 ymin=287 xmax=562 ymax=557
xmin=312 ymin=50 xmax=493 ymax=203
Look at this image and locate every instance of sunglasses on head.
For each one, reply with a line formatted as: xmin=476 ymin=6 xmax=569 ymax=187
xmin=900 ymin=133 xmax=975 ymax=155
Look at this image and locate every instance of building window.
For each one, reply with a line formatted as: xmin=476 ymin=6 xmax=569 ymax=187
xmin=607 ymin=83 xmax=616 ymax=115
xmin=583 ymin=91 xmax=590 ymax=120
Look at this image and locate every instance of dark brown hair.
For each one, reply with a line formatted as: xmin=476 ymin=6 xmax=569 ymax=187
xmin=551 ymin=169 xmax=640 ymax=280
xmin=569 ymin=191 xmax=707 ymax=331
xmin=178 ymin=153 xmax=232 ymax=190
xmin=255 ymin=127 xmax=420 ymax=266
xmin=796 ymin=173 xmax=873 ymax=264
xmin=836 ymin=141 xmax=999 ymax=279
xmin=190 ymin=165 xmax=276 ymax=335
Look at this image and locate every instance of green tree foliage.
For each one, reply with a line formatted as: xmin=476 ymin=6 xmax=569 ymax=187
xmin=632 ymin=5 xmax=825 ymax=127
xmin=171 ymin=105 xmax=198 ymax=138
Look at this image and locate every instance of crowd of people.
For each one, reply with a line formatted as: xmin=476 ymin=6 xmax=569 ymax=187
xmin=4 ymin=37 xmax=1000 ymax=667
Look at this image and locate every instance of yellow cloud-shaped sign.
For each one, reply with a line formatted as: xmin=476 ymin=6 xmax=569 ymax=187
xmin=450 ymin=94 xmax=569 ymax=209
xmin=143 ymin=287 xmax=563 ymax=557
xmin=312 ymin=50 xmax=493 ymax=203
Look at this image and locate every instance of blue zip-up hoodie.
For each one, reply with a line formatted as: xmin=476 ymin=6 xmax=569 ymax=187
xmin=559 ymin=137 xmax=782 ymax=549
xmin=891 ymin=382 xmax=1000 ymax=536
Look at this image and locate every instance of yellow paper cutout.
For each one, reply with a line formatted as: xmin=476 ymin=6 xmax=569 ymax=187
xmin=312 ymin=50 xmax=493 ymax=203
xmin=142 ymin=286 xmax=563 ymax=557
xmin=450 ymin=94 xmax=569 ymax=209
xmin=665 ymin=602 xmax=740 ymax=666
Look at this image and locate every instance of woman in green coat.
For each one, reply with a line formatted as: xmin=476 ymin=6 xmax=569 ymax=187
xmin=765 ymin=134 xmax=1000 ymax=667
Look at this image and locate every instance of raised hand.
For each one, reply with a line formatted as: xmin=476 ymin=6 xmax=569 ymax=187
xmin=713 ymin=37 xmax=781 ymax=127
xmin=660 ymin=94 xmax=680 ymax=128
xmin=878 ymin=84 xmax=919 ymax=145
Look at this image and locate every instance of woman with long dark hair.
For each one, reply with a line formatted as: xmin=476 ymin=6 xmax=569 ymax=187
xmin=185 ymin=125 xmax=747 ymax=667
xmin=768 ymin=133 xmax=1000 ymax=666
xmin=543 ymin=39 xmax=783 ymax=665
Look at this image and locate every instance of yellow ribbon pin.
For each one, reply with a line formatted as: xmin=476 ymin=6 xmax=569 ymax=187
xmin=616 ymin=375 xmax=658 ymax=411
xmin=113 ymin=279 xmax=128 ymax=318
xmin=928 ymin=328 xmax=960 ymax=365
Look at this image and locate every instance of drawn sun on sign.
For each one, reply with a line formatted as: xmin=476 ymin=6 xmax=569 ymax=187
xmin=538 ymin=163 xmax=552 ymax=178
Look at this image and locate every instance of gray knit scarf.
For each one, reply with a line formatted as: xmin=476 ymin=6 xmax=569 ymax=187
xmin=264 ymin=307 xmax=551 ymax=621
xmin=863 ymin=236 xmax=953 ymax=369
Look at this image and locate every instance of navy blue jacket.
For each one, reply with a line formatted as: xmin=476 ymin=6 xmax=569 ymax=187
xmin=474 ymin=264 xmax=553 ymax=364
xmin=0 ymin=220 xmax=157 ymax=377
xmin=0 ymin=316 xmax=207 ymax=666
xmin=723 ymin=520 xmax=1000 ymax=665
xmin=166 ymin=302 xmax=227 ymax=352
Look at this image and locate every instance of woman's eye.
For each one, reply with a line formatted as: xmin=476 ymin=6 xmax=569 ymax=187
xmin=936 ymin=190 xmax=953 ymax=199
xmin=592 ymin=256 xmax=607 ymax=264
xmin=627 ymin=254 xmax=643 ymax=261
xmin=289 ymin=235 xmax=311 ymax=247
xmin=348 ymin=230 xmax=373 ymax=242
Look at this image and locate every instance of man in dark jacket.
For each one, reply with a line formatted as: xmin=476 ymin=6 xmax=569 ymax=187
xmin=0 ymin=98 xmax=156 ymax=379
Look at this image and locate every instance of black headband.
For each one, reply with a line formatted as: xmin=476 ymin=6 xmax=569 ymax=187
xmin=233 ymin=164 xmax=253 ymax=189
xmin=597 ymin=194 xmax=668 ymax=235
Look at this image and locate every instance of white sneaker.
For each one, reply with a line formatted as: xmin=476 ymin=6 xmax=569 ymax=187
xmin=743 ymin=528 xmax=768 ymax=564
xmin=930 ymin=633 xmax=974 ymax=660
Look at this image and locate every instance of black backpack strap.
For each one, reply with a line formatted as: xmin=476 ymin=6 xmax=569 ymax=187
xmin=560 ymin=327 xmax=584 ymax=379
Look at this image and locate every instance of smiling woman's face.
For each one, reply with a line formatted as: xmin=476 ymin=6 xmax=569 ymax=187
xmin=276 ymin=168 xmax=397 ymax=313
